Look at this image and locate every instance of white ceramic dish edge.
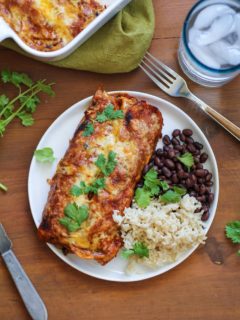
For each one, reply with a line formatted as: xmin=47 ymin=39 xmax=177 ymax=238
xmin=0 ymin=0 xmax=131 ymax=61
xmin=28 ymin=91 xmax=219 ymax=282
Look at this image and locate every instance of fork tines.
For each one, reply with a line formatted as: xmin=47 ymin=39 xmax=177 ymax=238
xmin=140 ymin=52 xmax=177 ymax=90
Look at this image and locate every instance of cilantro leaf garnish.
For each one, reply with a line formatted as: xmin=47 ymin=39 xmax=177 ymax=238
xmin=0 ymin=182 xmax=7 ymax=192
xmin=134 ymin=188 xmax=151 ymax=208
xmin=96 ymin=104 xmax=124 ymax=123
xmin=160 ymin=190 xmax=181 ymax=204
xmin=82 ymin=123 xmax=94 ymax=137
xmin=95 ymin=151 xmax=117 ymax=176
xmin=121 ymin=242 xmax=149 ymax=259
xmin=134 ymin=168 xmax=169 ymax=208
xmin=177 ymin=152 xmax=194 ymax=170
xmin=34 ymin=147 xmax=56 ymax=163
xmin=173 ymin=185 xmax=187 ymax=196
xmin=59 ymin=203 xmax=88 ymax=233
xmin=70 ymin=178 xmax=106 ymax=196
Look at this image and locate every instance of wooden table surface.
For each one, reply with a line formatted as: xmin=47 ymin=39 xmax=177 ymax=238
xmin=0 ymin=1 xmax=239 ymax=319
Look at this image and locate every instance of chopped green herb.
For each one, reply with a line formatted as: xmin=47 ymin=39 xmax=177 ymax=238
xmin=0 ymin=70 xmax=55 ymax=137
xmin=134 ymin=188 xmax=151 ymax=208
xmin=0 ymin=182 xmax=7 ymax=192
xmin=177 ymin=152 xmax=194 ymax=170
xmin=173 ymin=185 xmax=187 ymax=196
xmin=134 ymin=168 xmax=170 ymax=208
xmin=70 ymin=178 xmax=106 ymax=196
xmin=121 ymin=249 xmax=135 ymax=259
xmin=59 ymin=203 xmax=88 ymax=233
xmin=82 ymin=123 xmax=94 ymax=137
xmin=160 ymin=190 xmax=181 ymax=204
xmin=96 ymin=104 xmax=124 ymax=123
xmin=34 ymin=147 xmax=56 ymax=163
xmin=95 ymin=151 xmax=117 ymax=176
xmin=121 ymin=242 xmax=149 ymax=259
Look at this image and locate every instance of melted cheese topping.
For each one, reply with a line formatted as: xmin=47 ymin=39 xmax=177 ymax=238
xmin=0 ymin=0 xmax=105 ymax=51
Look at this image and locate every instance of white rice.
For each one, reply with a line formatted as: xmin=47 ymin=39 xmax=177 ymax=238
xmin=113 ymin=194 xmax=207 ymax=268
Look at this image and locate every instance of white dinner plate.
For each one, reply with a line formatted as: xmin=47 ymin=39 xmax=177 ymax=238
xmin=28 ymin=91 xmax=219 ymax=282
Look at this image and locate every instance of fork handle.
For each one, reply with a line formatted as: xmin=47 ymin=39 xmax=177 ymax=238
xmin=2 ymin=250 xmax=48 ymax=320
xmin=187 ymin=93 xmax=240 ymax=141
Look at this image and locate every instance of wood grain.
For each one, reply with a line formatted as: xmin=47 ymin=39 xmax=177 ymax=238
xmin=0 ymin=1 xmax=239 ymax=319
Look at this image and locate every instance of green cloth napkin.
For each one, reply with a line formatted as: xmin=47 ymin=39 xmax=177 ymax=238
xmin=2 ymin=0 xmax=154 ymax=74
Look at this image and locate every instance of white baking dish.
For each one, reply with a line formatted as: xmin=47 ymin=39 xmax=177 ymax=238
xmin=0 ymin=0 xmax=131 ymax=61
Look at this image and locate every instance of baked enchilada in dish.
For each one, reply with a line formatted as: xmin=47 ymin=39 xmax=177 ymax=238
xmin=38 ymin=89 xmax=163 ymax=265
xmin=0 ymin=0 xmax=106 ymax=51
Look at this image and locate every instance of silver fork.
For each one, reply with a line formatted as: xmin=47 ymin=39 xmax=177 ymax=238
xmin=140 ymin=52 xmax=240 ymax=141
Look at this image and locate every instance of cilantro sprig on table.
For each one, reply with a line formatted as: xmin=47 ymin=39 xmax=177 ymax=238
xmin=225 ymin=221 xmax=240 ymax=256
xmin=121 ymin=242 xmax=149 ymax=259
xmin=59 ymin=203 xmax=89 ymax=233
xmin=0 ymin=70 xmax=55 ymax=137
xmin=134 ymin=168 xmax=187 ymax=208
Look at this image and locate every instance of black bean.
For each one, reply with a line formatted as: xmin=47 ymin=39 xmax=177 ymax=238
xmin=202 ymin=204 xmax=209 ymax=212
xmin=180 ymin=133 xmax=186 ymax=142
xmin=183 ymin=129 xmax=193 ymax=136
xmin=164 ymin=159 xmax=175 ymax=169
xmin=185 ymin=136 xmax=194 ymax=144
xmin=194 ymin=149 xmax=200 ymax=156
xmin=181 ymin=145 xmax=187 ymax=153
xmin=208 ymin=193 xmax=214 ymax=203
xmin=198 ymin=178 xmax=205 ymax=184
xmin=172 ymin=129 xmax=181 ymax=137
xmin=173 ymin=157 xmax=179 ymax=162
xmin=194 ymin=142 xmax=203 ymax=150
xmin=176 ymin=163 xmax=183 ymax=171
xmin=194 ymin=207 xmax=202 ymax=213
xmin=174 ymin=145 xmax=183 ymax=152
xmin=192 ymin=164 xmax=196 ymax=170
xmin=201 ymin=211 xmax=209 ymax=221
xmin=194 ymin=184 xmax=200 ymax=192
xmin=196 ymin=163 xmax=203 ymax=169
xmin=186 ymin=178 xmax=192 ymax=188
xmin=168 ymin=149 xmax=175 ymax=158
xmin=163 ymin=145 xmax=170 ymax=152
xmin=197 ymin=195 xmax=206 ymax=203
xmin=199 ymin=184 xmax=206 ymax=195
xmin=154 ymin=156 xmax=162 ymax=167
xmin=172 ymin=137 xmax=180 ymax=145
xmin=190 ymin=174 xmax=197 ymax=184
xmin=200 ymin=152 xmax=208 ymax=163
xmin=190 ymin=191 xmax=197 ymax=197
xmin=159 ymin=175 xmax=166 ymax=180
xmin=157 ymin=169 xmax=162 ymax=175
xmin=162 ymin=166 xmax=172 ymax=178
xmin=143 ymin=165 xmax=150 ymax=175
xmin=178 ymin=171 xmax=188 ymax=179
xmin=137 ymin=182 xmax=144 ymax=188
xmin=195 ymin=169 xmax=206 ymax=177
xmin=156 ymin=148 xmax=164 ymax=156
xmin=172 ymin=174 xmax=179 ymax=184
xmin=194 ymin=157 xmax=200 ymax=164
xmin=187 ymin=144 xmax=196 ymax=153
xmin=163 ymin=135 xmax=171 ymax=145
xmin=206 ymin=181 xmax=213 ymax=187
xmin=205 ymin=173 xmax=212 ymax=181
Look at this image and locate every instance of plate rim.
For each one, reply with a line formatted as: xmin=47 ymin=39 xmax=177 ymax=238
xmin=28 ymin=90 xmax=219 ymax=282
